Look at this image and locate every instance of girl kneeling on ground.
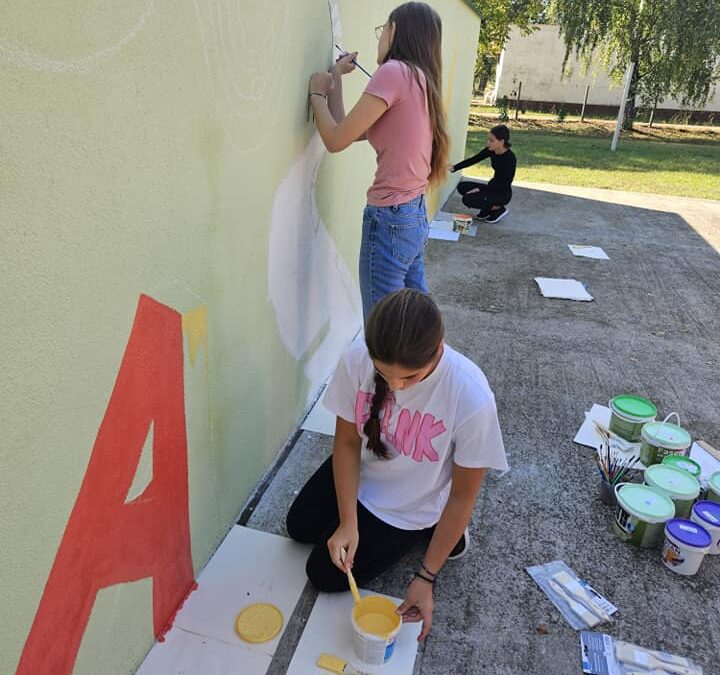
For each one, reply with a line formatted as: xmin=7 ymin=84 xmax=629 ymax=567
xmin=286 ymin=289 xmax=507 ymax=640
xmin=449 ymin=124 xmax=516 ymax=223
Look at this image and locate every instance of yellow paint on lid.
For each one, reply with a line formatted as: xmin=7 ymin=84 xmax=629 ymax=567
xmin=235 ymin=603 xmax=283 ymax=643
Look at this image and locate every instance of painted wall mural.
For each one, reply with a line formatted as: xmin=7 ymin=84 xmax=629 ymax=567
xmin=15 ymin=296 xmax=196 ymax=675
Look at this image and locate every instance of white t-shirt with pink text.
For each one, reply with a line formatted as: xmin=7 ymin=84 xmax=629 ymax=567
xmin=323 ymin=342 xmax=508 ymax=530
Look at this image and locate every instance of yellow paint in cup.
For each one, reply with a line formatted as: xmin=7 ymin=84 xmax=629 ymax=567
xmin=351 ymin=595 xmax=402 ymax=665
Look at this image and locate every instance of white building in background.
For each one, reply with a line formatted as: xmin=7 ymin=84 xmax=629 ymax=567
xmin=493 ymin=25 xmax=720 ymax=118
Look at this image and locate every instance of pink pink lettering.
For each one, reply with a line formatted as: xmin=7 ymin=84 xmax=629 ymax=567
xmin=412 ymin=414 xmax=446 ymax=463
xmin=380 ymin=394 xmax=395 ymax=438
xmin=393 ymin=409 xmax=423 ymax=456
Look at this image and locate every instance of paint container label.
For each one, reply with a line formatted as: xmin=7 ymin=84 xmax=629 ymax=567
xmin=662 ymin=539 xmax=684 ymax=568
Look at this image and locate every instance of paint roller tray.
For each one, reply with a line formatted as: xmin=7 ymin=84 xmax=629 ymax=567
xmin=527 ymin=560 xmax=617 ymax=631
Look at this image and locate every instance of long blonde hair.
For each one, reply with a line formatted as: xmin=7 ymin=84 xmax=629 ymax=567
xmin=384 ymin=2 xmax=450 ymax=186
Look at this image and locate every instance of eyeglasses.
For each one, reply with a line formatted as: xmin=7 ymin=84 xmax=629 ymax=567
xmin=374 ymin=24 xmax=385 ymax=40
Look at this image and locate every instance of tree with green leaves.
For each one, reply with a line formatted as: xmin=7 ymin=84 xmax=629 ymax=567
xmin=468 ymin=0 xmax=549 ymax=94
xmin=552 ymin=0 xmax=720 ymax=129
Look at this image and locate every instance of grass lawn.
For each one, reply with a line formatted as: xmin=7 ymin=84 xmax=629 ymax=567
xmin=462 ymin=114 xmax=720 ymax=200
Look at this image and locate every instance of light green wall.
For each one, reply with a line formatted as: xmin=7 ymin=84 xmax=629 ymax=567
xmin=0 ymin=1 xmax=478 ymax=673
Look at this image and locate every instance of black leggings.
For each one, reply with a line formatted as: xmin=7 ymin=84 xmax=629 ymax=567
xmin=457 ymin=181 xmax=511 ymax=211
xmin=286 ymin=457 xmax=433 ymax=592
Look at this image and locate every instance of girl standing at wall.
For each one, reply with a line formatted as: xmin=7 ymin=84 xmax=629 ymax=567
xmin=308 ymin=2 xmax=450 ymax=319
xmin=449 ymin=124 xmax=516 ymax=223
xmin=286 ymin=290 xmax=507 ymax=640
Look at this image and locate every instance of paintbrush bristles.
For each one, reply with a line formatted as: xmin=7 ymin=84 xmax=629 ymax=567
xmin=596 ymin=444 xmax=639 ymax=485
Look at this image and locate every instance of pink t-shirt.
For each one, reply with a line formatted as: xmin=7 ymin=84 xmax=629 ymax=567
xmin=364 ymin=60 xmax=432 ymax=207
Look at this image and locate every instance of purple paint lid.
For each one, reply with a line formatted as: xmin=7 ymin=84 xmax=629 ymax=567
xmin=666 ymin=518 xmax=712 ymax=548
xmin=692 ymin=500 xmax=720 ymax=528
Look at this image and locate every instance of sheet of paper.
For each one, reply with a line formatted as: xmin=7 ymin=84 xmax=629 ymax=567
xmin=568 ymin=245 xmax=609 ymax=260
xmin=286 ymin=590 xmax=421 ymax=675
xmin=534 ymin=277 xmax=594 ymax=301
xmin=136 ymin=625 xmax=271 ymax=675
xmin=172 ymin=526 xmax=309 ymax=645
xmin=429 ymin=228 xmax=460 ymax=241
xmin=429 ymin=219 xmax=454 ymax=231
xmin=573 ymin=405 xmax=644 ymax=466
xmin=301 ymin=398 xmax=336 ymax=436
xmin=433 ymin=210 xmax=455 ymax=222
xmin=689 ymin=441 xmax=720 ymax=485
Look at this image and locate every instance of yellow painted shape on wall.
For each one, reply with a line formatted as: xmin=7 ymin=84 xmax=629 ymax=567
xmin=182 ymin=306 xmax=208 ymax=367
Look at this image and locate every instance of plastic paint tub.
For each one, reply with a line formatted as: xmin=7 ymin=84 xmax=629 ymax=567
xmin=639 ymin=419 xmax=692 ymax=466
xmin=608 ymin=395 xmax=657 ymax=442
xmin=661 ymin=454 xmax=702 ymax=479
xmin=691 ymin=500 xmax=720 ymax=555
xmin=613 ymin=483 xmax=675 ymax=548
xmin=452 ymin=214 xmax=472 ymax=233
xmin=351 ymin=596 xmax=401 ymax=665
xmin=661 ymin=518 xmax=711 ymax=575
xmin=707 ymin=472 xmax=720 ymax=503
xmin=644 ymin=464 xmax=700 ymax=519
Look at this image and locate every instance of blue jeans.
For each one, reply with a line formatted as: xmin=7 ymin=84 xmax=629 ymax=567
xmin=359 ymin=194 xmax=430 ymax=320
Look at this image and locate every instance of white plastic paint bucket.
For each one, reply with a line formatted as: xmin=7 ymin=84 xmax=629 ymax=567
xmin=691 ymin=501 xmax=720 ymax=556
xmin=351 ymin=595 xmax=402 ymax=665
xmin=661 ymin=518 xmax=711 ymax=576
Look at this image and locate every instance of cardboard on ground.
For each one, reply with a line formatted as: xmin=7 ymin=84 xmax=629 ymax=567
xmin=568 ymin=245 xmax=609 ymax=260
xmin=285 ymin=589 xmax=421 ymax=675
xmin=535 ymin=277 xmax=593 ymax=301
xmin=137 ymin=526 xmax=310 ymax=675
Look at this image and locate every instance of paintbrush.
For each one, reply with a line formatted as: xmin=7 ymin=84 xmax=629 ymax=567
xmin=340 ymin=548 xmax=361 ymax=605
xmin=335 ymin=44 xmax=372 ymax=78
xmin=615 ymin=643 xmax=699 ymax=675
xmin=613 ymin=455 xmax=640 ymax=485
xmin=552 ymin=572 xmax=611 ymax=623
xmin=548 ymin=578 xmax=602 ymax=628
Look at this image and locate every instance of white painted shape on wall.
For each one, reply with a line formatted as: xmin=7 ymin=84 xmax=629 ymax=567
xmin=268 ymin=0 xmax=361 ymax=407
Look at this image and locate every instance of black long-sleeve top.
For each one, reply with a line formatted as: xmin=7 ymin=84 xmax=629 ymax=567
xmin=452 ymin=147 xmax=517 ymax=194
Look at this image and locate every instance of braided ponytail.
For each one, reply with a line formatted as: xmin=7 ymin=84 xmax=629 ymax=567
xmin=363 ymin=372 xmax=390 ymax=459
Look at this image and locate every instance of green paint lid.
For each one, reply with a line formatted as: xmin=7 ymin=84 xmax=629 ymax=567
xmin=710 ymin=472 xmax=720 ymax=494
xmin=609 ymin=395 xmax=657 ymax=421
xmin=640 ymin=421 xmax=692 ymax=450
xmin=645 ymin=464 xmax=700 ymax=500
xmin=661 ymin=454 xmax=702 ymax=477
xmin=615 ymin=483 xmax=675 ymax=523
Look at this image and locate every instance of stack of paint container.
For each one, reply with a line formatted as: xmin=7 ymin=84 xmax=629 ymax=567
xmin=607 ymin=395 xmax=716 ymax=576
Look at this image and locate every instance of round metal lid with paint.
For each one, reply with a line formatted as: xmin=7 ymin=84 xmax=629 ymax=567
xmin=645 ymin=464 xmax=700 ymax=500
xmin=609 ymin=395 xmax=657 ymax=421
xmin=710 ymin=471 xmax=720 ymax=494
xmin=616 ymin=483 xmax=675 ymax=523
xmin=666 ymin=518 xmax=712 ymax=549
xmin=640 ymin=421 xmax=692 ymax=450
xmin=662 ymin=454 xmax=701 ymax=477
xmin=692 ymin=501 xmax=720 ymax=528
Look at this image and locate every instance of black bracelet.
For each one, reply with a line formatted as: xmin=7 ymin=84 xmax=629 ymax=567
xmin=413 ymin=571 xmax=435 ymax=585
xmin=310 ymin=92 xmax=328 ymax=100
xmin=421 ymin=563 xmax=438 ymax=578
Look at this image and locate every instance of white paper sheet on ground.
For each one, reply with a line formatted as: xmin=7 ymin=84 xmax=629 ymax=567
xmin=286 ymin=590 xmax=421 ymax=675
xmin=689 ymin=442 xmax=720 ymax=486
xmin=429 ymin=218 xmax=454 ymax=231
xmin=574 ymin=404 xmax=644 ymax=467
xmin=568 ymin=245 xmax=609 ymax=260
xmin=535 ymin=277 xmax=594 ymax=302
xmin=302 ymin=397 xmax=337 ymax=436
xmin=136 ymin=625 xmax=271 ymax=675
xmin=433 ymin=210 xmax=455 ymax=222
xmin=429 ymin=228 xmax=460 ymax=241
xmin=139 ymin=525 xmax=310 ymax=675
